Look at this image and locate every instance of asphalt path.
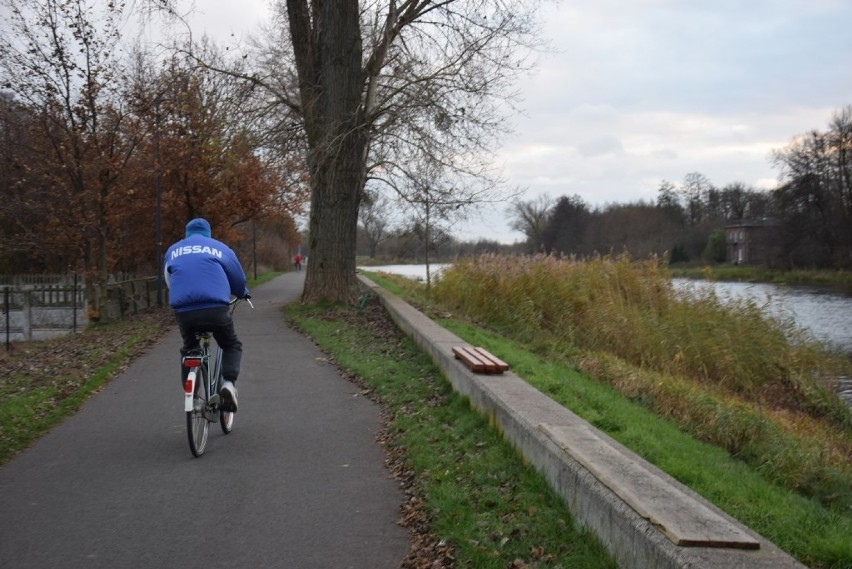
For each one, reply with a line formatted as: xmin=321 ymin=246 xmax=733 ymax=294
xmin=0 ymin=272 xmax=409 ymax=568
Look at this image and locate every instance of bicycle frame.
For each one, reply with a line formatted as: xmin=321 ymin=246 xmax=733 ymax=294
xmin=182 ymin=296 xmax=252 ymax=457
xmin=182 ymin=336 xmax=220 ymax=415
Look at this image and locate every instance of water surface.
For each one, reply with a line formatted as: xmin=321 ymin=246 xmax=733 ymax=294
xmin=673 ymin=279 xmax=852 ymax=352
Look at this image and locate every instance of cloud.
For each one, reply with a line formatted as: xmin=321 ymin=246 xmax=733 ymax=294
xmin=577 ymin=135 xmax=625 ymax=157
xmin=494 ymin=1 xmax=850 ymax=202
xmin=457 ymin=1 xmax=851 ymax=242
xmin=131 ymin=0 xmax=851 ymax=244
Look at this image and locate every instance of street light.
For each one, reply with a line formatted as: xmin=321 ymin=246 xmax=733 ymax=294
xmin=252 ymin=221 xmax=257 ymax=281
xmin=154 ymin=92 xmax=164 ymax=307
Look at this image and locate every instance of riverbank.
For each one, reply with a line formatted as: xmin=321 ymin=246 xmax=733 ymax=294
xmin=670 ymin=265 xmax=852 ymax=292
xmin=357 ymin=274 xmax=807 ymax=569
xmin=359 ymin=259 xmax=852 ymax=297
xmin=362 ymin=262 xmax=852 ymax=359
xmin=361 ymin=256 xmax=852 ymax=568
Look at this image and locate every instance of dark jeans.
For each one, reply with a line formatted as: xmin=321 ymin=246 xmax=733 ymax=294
xmin=176 ymin=306 xmax=242 ymax=384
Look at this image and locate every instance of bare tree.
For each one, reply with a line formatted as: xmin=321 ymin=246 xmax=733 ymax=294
xmin=828 ymin=106 xmax=852 ymax=216
xmin=0 ymin=93 xmax=40 ymax=272
xmin=588 ymin=201 xmax=682 ymax=259
xmin=771 ymin=106 xmax=852 ymax=267
xmin=681 ymin=172 xmax=714 ymax=227
xmin=198 ymin=0 xmax=544 ymax=302
xmin=398 ymin=167 xmax=466 ymax=290
xmin=508 ymin=193 xmax=552 ymax=252
xmin=358 ymin=189 xmax=395 ymax=258
xmin=717 ymin=182 xmax=750 ymax=220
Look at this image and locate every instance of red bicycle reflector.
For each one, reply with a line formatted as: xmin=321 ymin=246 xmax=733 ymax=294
xmin=183 ymin=358 xmax=201 ymax=367
xmin=184 ymin=378 xmax=193 ymax=393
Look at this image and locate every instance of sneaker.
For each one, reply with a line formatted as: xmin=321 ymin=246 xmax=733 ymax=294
xmin=220 ymin=380 xmax=239 ymax=412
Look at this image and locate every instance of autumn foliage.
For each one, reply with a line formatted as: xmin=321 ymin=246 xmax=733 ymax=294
xmin=0 ymin=0 xmax=308 ymax=313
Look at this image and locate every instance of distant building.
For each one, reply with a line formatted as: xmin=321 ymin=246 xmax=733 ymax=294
xmin=725 ymin=219 xmax=781 ymax=265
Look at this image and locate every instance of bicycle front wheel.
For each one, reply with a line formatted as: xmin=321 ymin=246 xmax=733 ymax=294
xmin=217 ymin=373 xmax=235 ymax=434
xmin=187 ymin=366 xmax=210 ymax=457
xmin=220 ymin=407 xmax=234 ymax=434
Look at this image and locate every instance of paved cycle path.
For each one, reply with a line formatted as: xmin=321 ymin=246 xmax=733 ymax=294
xmin=0 ymin=272 xmax=409 ymax=569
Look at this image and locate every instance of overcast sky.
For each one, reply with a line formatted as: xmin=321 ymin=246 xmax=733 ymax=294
xmin=178 ymin=0 xmax=852 ymax=243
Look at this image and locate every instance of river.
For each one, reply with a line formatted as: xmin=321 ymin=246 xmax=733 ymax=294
xmin=672 ymin=279 xmax=852 ymax=353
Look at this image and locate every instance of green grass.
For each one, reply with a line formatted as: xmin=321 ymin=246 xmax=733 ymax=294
xmin=437 ymin=320 xmax=852 ymax=568
xmin=0 ymin=311 xmax=171 ymax=465
xmin=670 ymin=265 xmax=852 ymax=291
xmin=428 ymin=255 xmax=851 ymax=508
xmin=248 ymin=271 xmax=284 ymax=287
xmin=360 ymin=265 xmax=852 ymax=568
xmin=285 ymin=300 xmax=617 ymax=569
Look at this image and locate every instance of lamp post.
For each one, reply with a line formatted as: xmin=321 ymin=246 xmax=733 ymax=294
xmin=252 ymin=221 xmax=257 ymax=281
xmin=154 ymin=93 xmax=164 ymax=307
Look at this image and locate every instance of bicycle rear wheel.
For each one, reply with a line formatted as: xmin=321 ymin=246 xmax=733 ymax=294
xmin=187 ymin=365 xmax=210 ymax=457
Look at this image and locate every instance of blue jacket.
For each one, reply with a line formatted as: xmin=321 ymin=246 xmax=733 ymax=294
xmin=164 ymin=235 xmax=248 ymax=312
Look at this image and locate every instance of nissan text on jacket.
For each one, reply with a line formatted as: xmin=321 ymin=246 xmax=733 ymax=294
xmin=164 ymin=233 xmax=247 ymax=312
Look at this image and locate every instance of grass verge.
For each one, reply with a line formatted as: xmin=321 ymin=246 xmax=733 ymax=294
xmin=362 ymin=268 xmax=852 ymax=568
xmin=437 ymin=319 xmax=852 ymax=568
xmin=429 ymin=256 xmax=852 ymax=505
xmin=285 ymin=299 xmax=617 ymax=569
xmin=250 ymin=271 xmax=284 ymax=287
xmin=0 ymin=309 xmax=173 ymax=465
xmin=670 ymin=265 xmax=852 ymax=291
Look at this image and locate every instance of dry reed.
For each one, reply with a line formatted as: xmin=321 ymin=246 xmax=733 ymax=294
xmin=432 ymin=254 xmax=852 ymax=508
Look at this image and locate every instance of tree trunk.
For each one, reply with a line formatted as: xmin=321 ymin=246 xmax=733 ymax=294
xmin=302 ymin=138 xmax=363 ymax=303
xmin=291 ymin=0 xmax=365 ymax=304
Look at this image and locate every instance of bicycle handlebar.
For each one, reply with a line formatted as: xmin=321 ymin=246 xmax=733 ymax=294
xmin=229 ymin=295 xmax=254 ymax=310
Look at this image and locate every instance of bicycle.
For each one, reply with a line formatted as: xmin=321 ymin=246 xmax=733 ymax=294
xmin=182 ymin=296 xmax=253 ymax=457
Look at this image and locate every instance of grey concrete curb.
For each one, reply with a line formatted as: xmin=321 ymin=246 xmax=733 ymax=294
xmin=359 ymin=275 xmax=805 ymax=569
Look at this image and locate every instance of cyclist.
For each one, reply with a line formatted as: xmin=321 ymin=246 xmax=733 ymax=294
xmin=164 ymin=218 xmax=249 ymax=411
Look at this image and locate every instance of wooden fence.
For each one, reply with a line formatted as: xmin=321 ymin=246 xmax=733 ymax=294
xmin=101 ymin=276 xmax=164 ymax=321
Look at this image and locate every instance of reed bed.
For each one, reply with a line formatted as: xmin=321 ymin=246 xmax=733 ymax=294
xmin=431 ymin=254 xmax=852 ymax=509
